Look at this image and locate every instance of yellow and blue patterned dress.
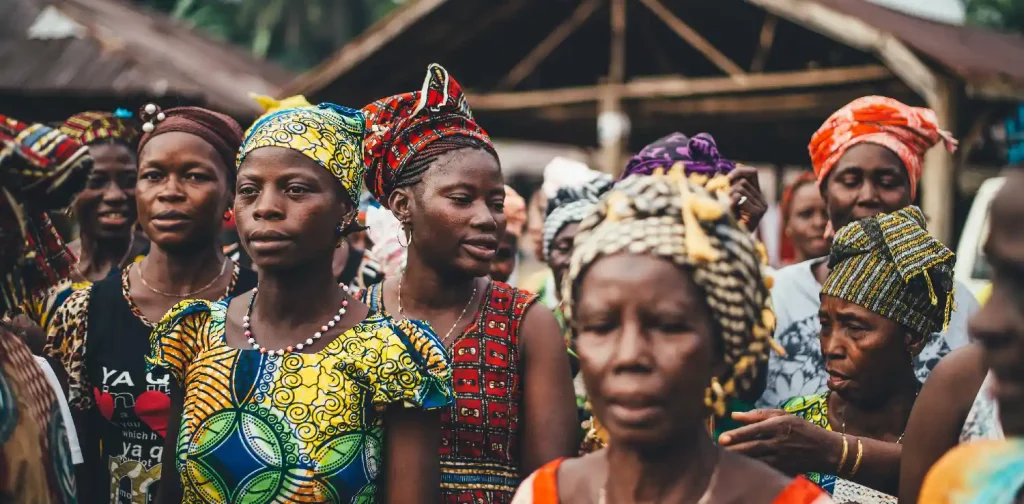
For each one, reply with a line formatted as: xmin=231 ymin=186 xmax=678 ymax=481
xmin=148 ymin=299 xmax=453 ymax=503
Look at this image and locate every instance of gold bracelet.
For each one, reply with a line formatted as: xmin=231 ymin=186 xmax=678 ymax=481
xmin=837 ymin=434 xmax=849 ymax=475
xmin=850 ymin=438 xmax=864 ymax=477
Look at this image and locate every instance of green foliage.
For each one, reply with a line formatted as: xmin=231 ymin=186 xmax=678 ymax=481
xmin=965 ymin=0 xmax=1024 ymax=32
xmin=137 ymin=0 xmax=402 ymax=70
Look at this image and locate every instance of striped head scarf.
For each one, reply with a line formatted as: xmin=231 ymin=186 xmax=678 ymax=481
xmin=239 ymin=96 xmax=367 ymax=206
xmin=60 ymin=110 xmax=139 ymax=147
xmin=620 ymin=132 xmax=736 ymax=181
xmin=0 ymin=115 xmax=93 ymax=315
xmin=362 ymin=64 xmax=496 ymax=207
xmin=542 ymin=174 xmax=613 ymax=260
xmin=564 ymin=166 xmax=780 ymax=418
xmin=809 ymin=96 xmax=958 ymax=199
xmin=823 ymin=205 xmax=955 ymax=337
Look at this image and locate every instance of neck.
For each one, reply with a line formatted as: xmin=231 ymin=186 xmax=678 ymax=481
xmin=604 ymin=428 xmax=719 ymax=503
xmin=253 ymin=255 xmax=344 ymax=326
xmin=143 ymin=242 xmax=225 ymax=291
xmin=401 ymin=245 xmax=478 ymax=310
xmin=831 ymin=369 xmax=919 ymax=441
xmin=78 ymin=232 xmax=132 ymax=279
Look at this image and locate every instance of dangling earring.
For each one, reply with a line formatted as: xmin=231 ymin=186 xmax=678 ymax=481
xmin=223 ymin=209 xmax=233 ymax=222
xmin=335 ymin=225 xmax=345 ymax=248
xmin=398 ymin=223 xmax=412 ymax=248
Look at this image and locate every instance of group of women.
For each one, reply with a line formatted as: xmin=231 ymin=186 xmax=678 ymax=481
xmin=0 ymin=62 xmax=1021 ymax=504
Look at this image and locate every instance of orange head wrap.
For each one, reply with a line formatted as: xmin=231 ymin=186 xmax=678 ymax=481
xmin=503 ymin=185 xmax=527 ymax=239
xmin=809 ymin=96 xmax=958 ymax=199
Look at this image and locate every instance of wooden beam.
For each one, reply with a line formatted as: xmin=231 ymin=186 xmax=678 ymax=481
xmin=498 ymin=0 xmax=603 ymax=90
xmin=921 ymin=76 xmax=957 ymax=245
xmin=470 ymin=64 xmax=892 ymax=110
xmin=600 ymin=0 xmax=629 ymax=174
xmin=281 ymin=0 xmax=450 ymax=96
xmin=435 ymin=0 xmax=529 ymax=63
xmin=637 ymin=0 xmax=745 ymax=77
xmin=638 ymin=87 xmax=895 ymax=117
xmin=747 ymin=0 xmax=940 ymax=105
xmin=750 ymin=14 xmax=778 ymax=73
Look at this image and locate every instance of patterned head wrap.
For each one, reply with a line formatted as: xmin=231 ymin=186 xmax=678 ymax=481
xmin=504 ymin=185 xmax=527 ymax=239
xmin=620 ymin=132 xmax=736 ymax=181
xmin=809 ymin=96 xmax=958 ymax=199
xmin=239 ymin=95 xmax=366 ymax=205
xmin=0 ymin=115 xmax=93 ymax=315
xmin=362 ymin=64 xmax=496 ymax=207
xmin=542 ymin=174 xmax=614 ymax=260
xmin=60 ymin=110 xmax=139 ymax=147
xmin=823 ymin=205 xmax=955 ymax=337
xmin=564 ymin=166 xmax=780 ymax=417
xmin=137 ymin=104 xmax=244 ymax=172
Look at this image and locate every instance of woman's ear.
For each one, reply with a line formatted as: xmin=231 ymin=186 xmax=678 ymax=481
xmin=905 ymin=329 xmax=927 ymax=358
xmin=389 ymin=188 xmax=413 ymax=225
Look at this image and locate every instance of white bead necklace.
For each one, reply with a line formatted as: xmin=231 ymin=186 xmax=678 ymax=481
xmin=243 ymin=284 xmax=350 ymax=356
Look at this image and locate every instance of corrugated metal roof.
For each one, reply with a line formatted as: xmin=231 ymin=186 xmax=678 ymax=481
xmin=821 ymin=0 xmax=1024 ymax=91
xmin=0 ymin=0 xmax=294 ymax=117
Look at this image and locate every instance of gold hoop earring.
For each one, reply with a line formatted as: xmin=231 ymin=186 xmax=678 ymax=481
xmin=398 ymin=225 xmax=412 ymax=248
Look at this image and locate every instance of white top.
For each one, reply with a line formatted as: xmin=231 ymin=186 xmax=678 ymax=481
xmin=960 ymin=371 xmax=1004 ymax=443
xmin=759 ymin=258 xmax=981 ymax=408
xmin=33 ymin=355 xmax=83 ymax=464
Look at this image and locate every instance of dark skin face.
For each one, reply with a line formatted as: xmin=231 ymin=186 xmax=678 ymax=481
xmin=137 ymin=132 xmax=231 ymax=253
xmin=236 ymin=147 xmax=350 ymax=272
xmin=547 ymin=222 xmax=579 ymax=297
xmin=823 ymin=143 xmax=912 ymax=232
xmin=389 ymin=148 xmax=506 ymax=278
xmin=818 ymin=295 xmax=924 ymax=409
xmin=576 ymin=253 xmax=720 ymax=451
xmin=971 ymin=170 xmax=1024 ymax=437
xmin=72 ymin=142 xmax=138 ymax=240
xmin=488 ymin=232 xmax=518 ymax=282
xmin=784 ymin=181 xmax=828 ymax=262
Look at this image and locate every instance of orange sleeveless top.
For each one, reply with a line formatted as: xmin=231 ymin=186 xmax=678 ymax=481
xmin=513 ymin=458 xmax=834 ymax=504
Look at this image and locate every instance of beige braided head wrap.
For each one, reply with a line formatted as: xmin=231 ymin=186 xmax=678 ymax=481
xmin=562 ymin=165 xmax=781 ymax=417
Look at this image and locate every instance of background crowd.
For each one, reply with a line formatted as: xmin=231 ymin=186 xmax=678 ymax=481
xmin=0 ymin=60 xmax=1021 ymax=504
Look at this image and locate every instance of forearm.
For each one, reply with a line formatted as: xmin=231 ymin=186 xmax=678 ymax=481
xmin=817 ymin=431 xmax=901 ymax=495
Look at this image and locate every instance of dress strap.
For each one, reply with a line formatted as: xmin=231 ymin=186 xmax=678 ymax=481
xmin=511 ymin=458 xmax=564 ymax=504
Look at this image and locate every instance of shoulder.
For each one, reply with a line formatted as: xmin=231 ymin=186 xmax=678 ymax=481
xmin=920 ymin=439 xmax=1024 ymax=503
xmin=719 ymin=450 xmax=793 ymax=502
xmin=363 ymin=315 xmax=453 ymax=410
xmin=52 ymin=285 xmax=92 ymax=324
xmin=552 ymin=452 xmax=606 ymax=503
xmin=152 ymin=298 xmax=228 ymax=342
xmin=919 ymin=343 xmax=987 ymax=407
xmin=233 ymin=266 xmax=259 ymax=294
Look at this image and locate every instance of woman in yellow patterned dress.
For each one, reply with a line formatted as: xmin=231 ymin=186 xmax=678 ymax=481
xmin=149 ymin=101 xmax=453 ymax=503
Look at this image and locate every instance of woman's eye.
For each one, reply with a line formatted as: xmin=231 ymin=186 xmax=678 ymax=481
xmin=286 ymin=185 xmax=309 ymax=194
xmin=237 ymin=186 xmax=258 ymax=196
xmin=448 ymin=195 xmax=471 ymax=204
xmin=139 ymin=171 xmax=163 ymax=181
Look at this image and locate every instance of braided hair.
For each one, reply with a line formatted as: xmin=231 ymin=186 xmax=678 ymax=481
xmin=563 ymin=165 xmax=781 ymax=417
xmin=393 ymin=135 xmax=498 ymax=191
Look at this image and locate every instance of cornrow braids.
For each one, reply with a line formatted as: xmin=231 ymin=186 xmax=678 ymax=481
xmin=563 ymin=165 xmax=782 ymax=418
xmin=394 ymin=135 xmax=499 ymax=190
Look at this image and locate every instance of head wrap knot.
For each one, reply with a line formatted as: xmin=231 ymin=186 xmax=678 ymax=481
xmin=809 ymin=96 xmax=958 ymax=199
xmin=620 ymin=132 xmax=736 ymax=181
xmin=239 ymin=96 xmax=366 ymax=205
xmin=0 ymin=115 xmax=93 ymax=315
xmin=60 ymin=111 xmax=139 ymax=147
xmin=565 ymin=167 xmax=780 ymax=418
xmin=137 ymin=104 xmax=243 ymax=172
xmin=542 ymin=174 xmax=614 ymax=260
xmin=362 ymin=64 xmax=495 ymax=206
xmin=824 ymin=205 xmax=956 ymax=337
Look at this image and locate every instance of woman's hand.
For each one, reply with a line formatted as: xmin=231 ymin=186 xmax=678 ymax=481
xmin=729 ymin=166 xmax=767 ymax=231
xmin=718 ymin=409 xmax=840 ymax=476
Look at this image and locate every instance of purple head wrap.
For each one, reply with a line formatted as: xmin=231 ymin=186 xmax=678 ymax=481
xmin=620 ymin=132 xmax=736 ymax=181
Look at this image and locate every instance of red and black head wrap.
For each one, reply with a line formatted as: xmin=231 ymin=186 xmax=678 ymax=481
xmin=0 ymin=115 xmax=93 ymax=315
xmin=137 ymin=104 xmax=244 ymax=174
xmin=361 ymin=64 xmax=497 ymax=207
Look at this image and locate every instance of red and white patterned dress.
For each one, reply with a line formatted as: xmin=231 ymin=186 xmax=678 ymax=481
xmin=362 ymin=281 xmax=536 ymax=503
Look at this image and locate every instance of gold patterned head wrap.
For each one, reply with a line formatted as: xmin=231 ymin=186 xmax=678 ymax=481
xmin=823 ymin=205 xmax=955 ymax=337
xmin=238 ymin=94 xmax=366 ymax=205
xmin=563 ymin=166 xmax=780 ymax=417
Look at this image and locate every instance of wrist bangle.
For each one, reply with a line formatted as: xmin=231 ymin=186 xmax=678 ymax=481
xmin=837 ymin=434 xmax=849 ymax=475
xmin=850 ymin=438 xmax=864 ymax=477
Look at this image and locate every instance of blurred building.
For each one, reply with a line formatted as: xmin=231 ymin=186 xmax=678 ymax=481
xmin=0 ymin=0 xmax=294 ymax=123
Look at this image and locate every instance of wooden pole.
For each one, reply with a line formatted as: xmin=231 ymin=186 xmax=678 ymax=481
xmin=600 ymin=0 xmax=628 ymax=175
xmin=922 ymin=77 xmax=956 ymax=245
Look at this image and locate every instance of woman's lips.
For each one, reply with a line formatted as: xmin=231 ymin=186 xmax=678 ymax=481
xmin=462 ymin=243 xmax=497 ymax=261
xmin=97 ymin=211 xmax=129 ymax=227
